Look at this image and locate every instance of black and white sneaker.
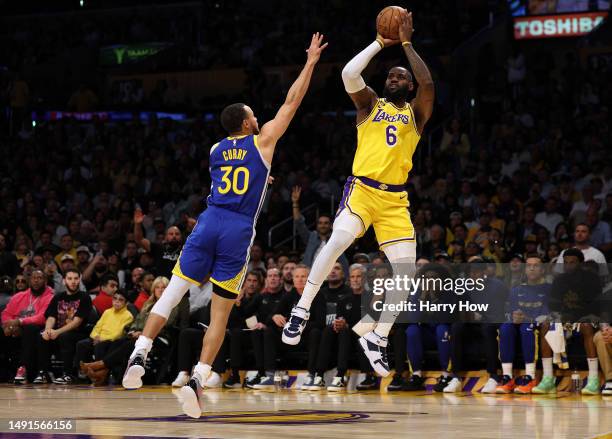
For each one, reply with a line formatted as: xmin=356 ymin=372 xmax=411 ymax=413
xmin=403 ymin=374 xmax=426 ymax=391
xmin=180 ymin=376 xmax=204 ymax=419
xmin=356 ymin=374 xmax=378 ymax=390
xmin=282 ymin=306 xmax=310 ymax=345
xmin=603 ymin=380 xmax=612 ymax=396
xmin=32 ymin=371 xmax=49 ymax=385
xmin=245 ymin=373 xmax=264 ymax=389
xmin=309 ymin=375 xmax=326 ymax=391
xmin=122 ymin=351 xmax=146 ymax=390
xmin=433 ymin=375 xmax=452 ymax=393
xmin=387 ymin=374 xmax=407 ymax=391
xmin=358 ymin=332 xmax=390 ymax=377
xmin=53 ymin=374 xmax=74 ymax=385
xmin=327 ymin=376 xmax=346 ymax=392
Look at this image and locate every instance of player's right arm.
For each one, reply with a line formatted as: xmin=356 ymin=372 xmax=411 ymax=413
xmin=258 ymin=33 xmax=328 ymax=162
xmin=342 ymin=35 xmax=398 ymax=123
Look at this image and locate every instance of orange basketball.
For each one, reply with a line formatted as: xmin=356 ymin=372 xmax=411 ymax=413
xmin=376 ymin=6 xmax=403 ymax=40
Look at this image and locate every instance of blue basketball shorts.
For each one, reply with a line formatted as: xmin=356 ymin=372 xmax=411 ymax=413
xmin=172 ymin=206 xmax=254 ymax=295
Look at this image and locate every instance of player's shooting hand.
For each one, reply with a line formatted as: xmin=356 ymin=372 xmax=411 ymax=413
xmin=272 ymin=314 xmax=287 ymax=327
xmin=306 ymin=32 xmax=328 ymax=65
xmin=398 ymin=9 xmax=414 ymax=43
xmin=377 ymin=34 xmax=400 ymax=47
xmin=291 ymin=186 xmax=302 ymax=203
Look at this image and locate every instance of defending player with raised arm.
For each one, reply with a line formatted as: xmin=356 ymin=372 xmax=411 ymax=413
xmin=282 ymin=9 xmax=434 ymax=378
xmin=122 ymin=34 xmax=327 ymax=418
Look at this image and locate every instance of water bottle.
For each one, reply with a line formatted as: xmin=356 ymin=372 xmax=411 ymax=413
xmin=571 ymin=369 xmax=581 ymax=393
xmin=274 ymin=371 xmax=282 ymax=392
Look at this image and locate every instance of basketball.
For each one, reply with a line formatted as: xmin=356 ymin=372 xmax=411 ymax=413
xmin=376 ymin=6 xmax=403 ymax=39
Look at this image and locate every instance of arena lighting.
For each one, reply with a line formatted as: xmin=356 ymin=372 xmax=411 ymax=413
xmin=30 ymin=111 xmax=192 ymax=122
xmin=514 ymin=11 xmax=608 ymax=39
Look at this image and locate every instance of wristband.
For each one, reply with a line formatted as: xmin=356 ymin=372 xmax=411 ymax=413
xmin=402 ymin=41 xmax=412 ymax=47
xmin=375 ymin=37 xmax=384 ymax=49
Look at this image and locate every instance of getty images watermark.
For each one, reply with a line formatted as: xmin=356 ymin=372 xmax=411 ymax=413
xmin=371 ymin=274 xmax=488 ymax=314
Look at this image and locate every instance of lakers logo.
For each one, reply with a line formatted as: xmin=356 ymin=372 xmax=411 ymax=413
xmin=85 ymin=410 xmax=393 ymax=425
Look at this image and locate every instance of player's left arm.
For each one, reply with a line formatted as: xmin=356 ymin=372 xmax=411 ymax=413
xmin=258 ymin=33 xmax=328 ymax=162
xmin=399 ymin=10 xmax=434 ymax=135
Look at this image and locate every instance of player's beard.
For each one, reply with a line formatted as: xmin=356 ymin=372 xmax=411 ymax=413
xmin=383 ymin=84 xmax=408 ymax=104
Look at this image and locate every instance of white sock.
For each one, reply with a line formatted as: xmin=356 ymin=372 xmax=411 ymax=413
xmin=587 ymin=358 xmax=599 ymax=379
xmin=502 ymin=363 xmax=513 ymax=378
xmin=412 ymin=370 xmax=422 ymax=377
xmin=193 ymin=362 xmax=211 ymax=383
xmin=131 ymin=336 xmax=153 ymax=359
xmin=374 ymin=323 xmax=393 ymax=338
xmin=297 ymin=280 xmax=322 ymax=310
xmin=525 ymin=363 xmax=536 ymax=378
xmin=542 ymin=358 xmax=553 ymax=377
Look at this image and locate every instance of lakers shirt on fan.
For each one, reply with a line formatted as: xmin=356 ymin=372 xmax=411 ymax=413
xmin=338 ymin=98 xmax=420 ymax=248
xmin=173 ymin=134 xmax=270 ymax=294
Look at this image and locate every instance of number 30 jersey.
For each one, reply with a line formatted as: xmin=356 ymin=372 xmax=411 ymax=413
xmin=352 ymin=98 xmax=420 ymax=186
xmin=207 ymin=134 xmax=270 ymax=220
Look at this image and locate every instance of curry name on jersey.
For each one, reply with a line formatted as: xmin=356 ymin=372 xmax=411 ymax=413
xmin=207 ymin=135 xmax=270 ymax=220
xmin=352 ymin=98 xmax=420 ymax=186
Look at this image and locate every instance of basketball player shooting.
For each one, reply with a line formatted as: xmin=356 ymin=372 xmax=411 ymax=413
xmin=122 ymin=33 xmax=327 ymax=418
xmin=282 ymin=9 xmax=434 ymax=377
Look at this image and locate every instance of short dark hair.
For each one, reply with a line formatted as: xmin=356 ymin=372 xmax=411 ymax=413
xmin=63 ymin=268 xmax=81 ymax=278
xmin=220 ymin=103 xmax=247 ymax=134
xmin=113 ymin=289 xmax=128 ymax=301
xmin=575 ymin=223 xmax=591 ymax=233
xmin=100 ymin=273 xmax=119 ymax=287
xmin=563 ymin=248 xmax=584 ymax=262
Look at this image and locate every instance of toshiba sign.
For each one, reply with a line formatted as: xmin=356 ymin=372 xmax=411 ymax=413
xmin=514 ymin=12 xmax=608 ymax=39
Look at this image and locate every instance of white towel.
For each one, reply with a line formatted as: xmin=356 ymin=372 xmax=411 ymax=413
xmin=544 ymin=322 xmax=569 ymax=369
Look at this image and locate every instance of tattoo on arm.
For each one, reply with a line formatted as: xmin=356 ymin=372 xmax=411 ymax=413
xmin=402 ymin=45 xmax=434 ymax=135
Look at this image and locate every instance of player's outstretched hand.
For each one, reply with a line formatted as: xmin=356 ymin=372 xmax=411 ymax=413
xmin=399 ymin=9 xmax=414 ymax=44
xmin=306 ymin=32 xmax=328 ymax=65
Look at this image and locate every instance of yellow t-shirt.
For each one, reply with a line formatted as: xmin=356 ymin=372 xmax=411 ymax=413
xmin=352 ymin=98 xmax=420 ymax=185
xmin=90 ymin=306 xmax=134 ymax=341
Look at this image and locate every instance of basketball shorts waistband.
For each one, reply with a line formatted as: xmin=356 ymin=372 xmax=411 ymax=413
xmin=352 ymin=176 xmax=406 ymax=193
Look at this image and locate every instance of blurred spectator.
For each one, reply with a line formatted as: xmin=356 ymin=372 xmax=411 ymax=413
xmin=556 ymin=224 xmax=608 ymax=275
xmin=0 ymin=234 xmax=19 ymax=277
xmin=35 ymin=269 xmax=92 ymax=384
xmin=1 ymin=269 xmax=53 ymax=383
xmin=92 ymin=274 xmax=120 ymax=315
xmin=535 ymin=197 xmax=563 ymax=236
xmin=133 ymin=272 xmax=155 ymax=311
xmin=67 ymin=85 xmax=99 ymax=112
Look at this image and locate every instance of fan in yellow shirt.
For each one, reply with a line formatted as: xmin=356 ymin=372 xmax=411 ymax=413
xmin=76 ymin=291 xmax=134 ymax=367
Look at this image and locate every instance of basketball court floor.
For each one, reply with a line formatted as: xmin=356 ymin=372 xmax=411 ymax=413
xmin=0 ymin=373 xmax=610 ymax=439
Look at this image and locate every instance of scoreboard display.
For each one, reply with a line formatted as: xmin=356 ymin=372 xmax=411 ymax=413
xmin=509 ymin=0 xmax=609 ymax=39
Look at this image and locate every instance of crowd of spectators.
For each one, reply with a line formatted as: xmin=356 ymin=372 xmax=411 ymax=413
xmin=0 ymin=0 xmax=611 ymax=392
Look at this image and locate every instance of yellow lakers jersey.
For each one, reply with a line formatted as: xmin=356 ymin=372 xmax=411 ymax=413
xmin=352 ymin=98 xmax=420 ymax=185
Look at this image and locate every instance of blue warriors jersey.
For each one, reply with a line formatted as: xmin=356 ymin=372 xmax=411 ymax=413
xmin=173 ymin=134 xmax=270 ymax=294
xmin=207 ymin=135 xmax=270 ymax=220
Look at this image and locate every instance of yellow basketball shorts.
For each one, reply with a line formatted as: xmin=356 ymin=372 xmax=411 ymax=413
xmin=336 ymin=176 xmax=415 ymax=249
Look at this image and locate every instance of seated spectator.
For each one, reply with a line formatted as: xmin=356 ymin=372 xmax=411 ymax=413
xmin=80 ymin=276 xmax=189 ymax=385
xmin=75 ymin=289 xmax=134 ymax=375
xmin=244 ymin=268 xmax=285 ymax=389
xmin=310 ymin=262 xmax=352 ymax=390
xmin=133 ymin=272 xmax=155 ymax=311
xmin=497 ymin=256 xmax=550 ymax=394
xmin=35 ymin=269 xmax=92 ymax=384
xmin=126 ymin=267 xmax=145 ymax=302
xmin=555 ymin=224 xmax=608 ymax=276
xmin=247 ymin=244 xmax=266 ymax=273
xmin=535 ymin=197 xmax=563 ymax=236
xmin=254 ymin=265 xmax=325 ymax=390
xmin=536 ymin=248 xmax=603 ymax=395
xmin=54 ymin=234 xmax=78 ymax=267
xmin=75 ymin=246 xmax=92 ymax=274
xmin=280 ymin=261 xmax=296 ymax=293
xmin=1 ymin=269 xmax=53 ymax=383
xmin=292 ymin=186 xmax=348 ymax=274
xmin=221 ymin=271 xmax=264 ymax=388
xmin=92 ymin=274 xmax=120 ymax=315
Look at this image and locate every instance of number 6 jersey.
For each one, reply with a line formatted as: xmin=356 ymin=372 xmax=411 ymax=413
xmin=352 ymin=98 xmax=420 ymax=186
